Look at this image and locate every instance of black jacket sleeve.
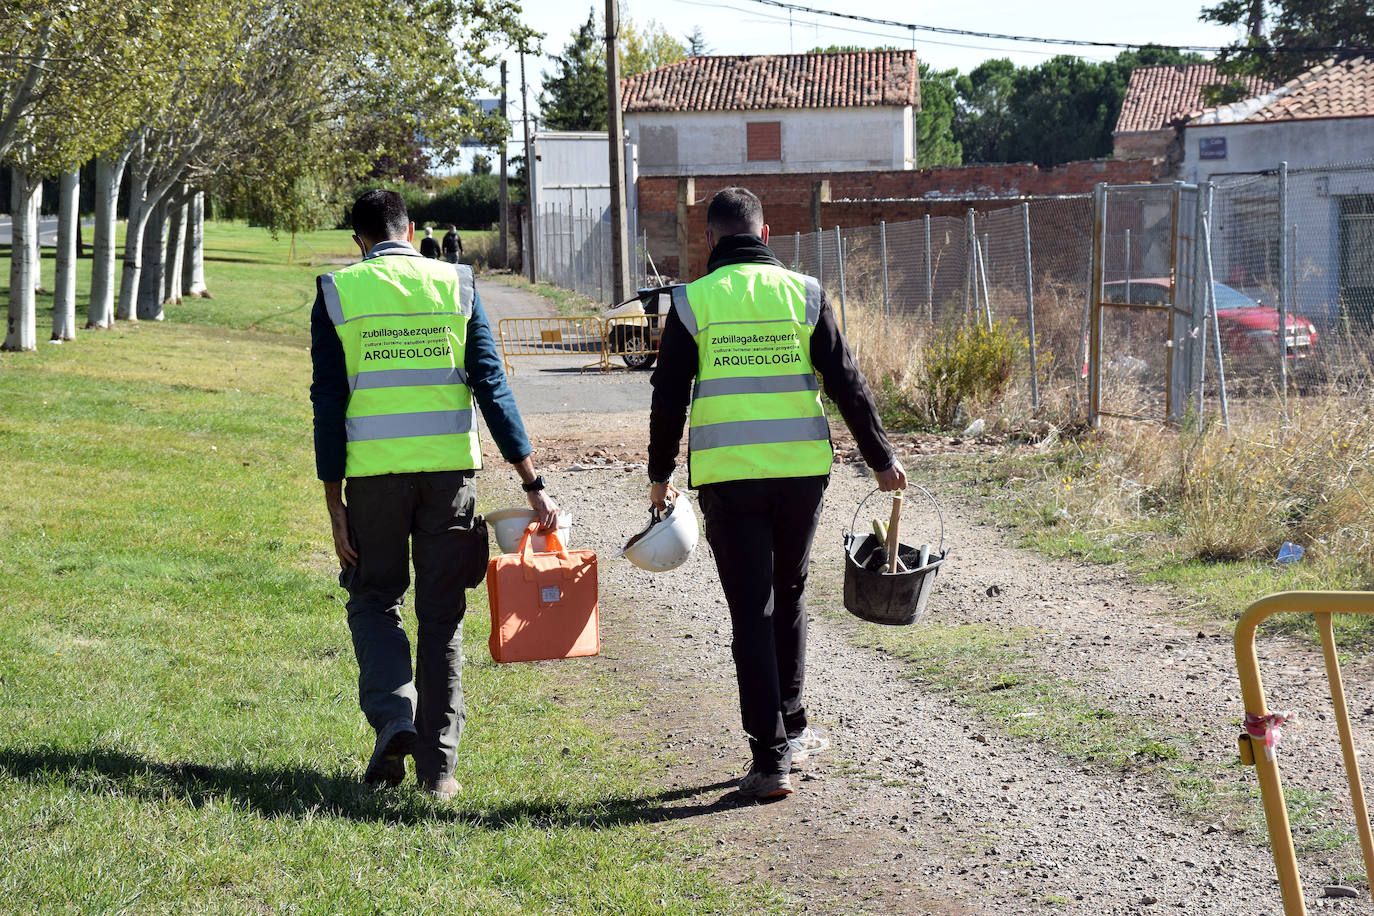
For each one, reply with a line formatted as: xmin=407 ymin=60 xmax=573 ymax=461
xmin=309 ymin=279 xmax=348 ymax=482
xmin=810 ymin=295 xmax=895 ymax=473
xmin=647 ymin=306 xmax=697 ymax=483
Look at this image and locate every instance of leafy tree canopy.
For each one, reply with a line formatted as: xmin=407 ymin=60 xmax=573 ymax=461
xmin=621 ymin=16 xmax=687 ymax=76
xmin=1202 ymin=0 xmax=1374 ymax=82
xmin=540 ymin=10 xmax=607 ymax=131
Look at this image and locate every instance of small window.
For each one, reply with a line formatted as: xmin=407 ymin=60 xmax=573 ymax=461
xmin=746 ymin=121 xmax=781 ymax=161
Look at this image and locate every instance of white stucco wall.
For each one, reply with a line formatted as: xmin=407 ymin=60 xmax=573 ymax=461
xmin=1182 ymin=118 xmax=1374 ymax=329
xmin=1181 ymin=117 xmax=1374 ymax=183
xmin=627 ymin=106 xmax=914 ymax=175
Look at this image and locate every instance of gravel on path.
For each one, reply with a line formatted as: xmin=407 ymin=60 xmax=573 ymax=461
xmin=477 ymin=277 xmax=1372 ymax=916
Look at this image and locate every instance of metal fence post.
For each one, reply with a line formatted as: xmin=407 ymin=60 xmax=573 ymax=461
xmin=834 ymin=226 xmax=847 ymax=332
xmin=1022 ymin=202 xmax=1039 ymax=411
xmin=1124 ymin=228 xmax=1132 ymax=303
xmin=1278 ymin=160 xmax=1290 ymax=410
xmin=1088 ymin=183 xmax=1106 ymax=428
xmin=964 ymin=209 xmax=975 ymax=320
xmin=923 ymin=213 xmax=933 ymax=326
xmin=793 ymin=231 xmax=800 ymax=271
xmin=880 ymin=220 xmax=889 ymax=325
xmin=1201 ymin=182 xmax=1230 ymax=428
xmin=975 ymin=235 xmax=993 ymax=327
xmin=817 ymin=231 xmax=824 ymax=287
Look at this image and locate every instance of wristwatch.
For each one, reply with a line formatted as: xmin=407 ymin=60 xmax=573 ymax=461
xmin=521 ymin=475 xmax=547 ymax=493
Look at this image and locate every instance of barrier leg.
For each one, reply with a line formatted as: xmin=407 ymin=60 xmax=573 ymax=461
xmin=1236 ymin=602 xmax=1307 ymax=915
xmin=1317 ymin=612 xmax=1374 ymax=889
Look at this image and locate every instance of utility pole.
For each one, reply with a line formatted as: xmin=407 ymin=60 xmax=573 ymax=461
xmin=499 ymin=59 xmax=509 ymax=270
xmin=604 ymin=0 xmax=632 ymax=303
xmin=520 ymin=45 xmax=536 ymax=283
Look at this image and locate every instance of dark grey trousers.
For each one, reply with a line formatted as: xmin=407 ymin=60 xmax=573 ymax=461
xmin=341 ymin=470 xmax=479 ymax=783
xmin=698 ymin=475 xmax=827 ymax=775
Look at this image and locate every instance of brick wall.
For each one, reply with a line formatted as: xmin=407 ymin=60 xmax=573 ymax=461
xmin=638 ymin=159 xmax=1159 ymax=278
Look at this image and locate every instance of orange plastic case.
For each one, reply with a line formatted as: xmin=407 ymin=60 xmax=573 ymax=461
xmin=487 ymin=524 xmax=599 ymax=663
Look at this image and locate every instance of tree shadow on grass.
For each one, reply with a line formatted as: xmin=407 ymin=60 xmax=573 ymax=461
xmin=0 ymin=745 xmax=742 ymax=829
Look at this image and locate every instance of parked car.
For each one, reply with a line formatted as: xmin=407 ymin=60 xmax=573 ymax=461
xmin=1103 ymin=279 xmax=1319 ymax=370
xmin=603 ymin=285 xmax=675 ymax=370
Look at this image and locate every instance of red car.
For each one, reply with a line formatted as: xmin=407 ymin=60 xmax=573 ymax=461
xmin=1104 ymin=279 xmax=1319 ymax=370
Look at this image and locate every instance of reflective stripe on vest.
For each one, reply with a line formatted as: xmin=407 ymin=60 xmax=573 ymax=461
xmin=325 ymin=257 xmax=482 ymax=477
xmin=679 ymin=263 xmax=833 ymax=486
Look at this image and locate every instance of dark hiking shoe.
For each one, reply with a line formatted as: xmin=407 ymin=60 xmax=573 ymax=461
xmin=364 ymin=719 xmax=417 ymax=787
xmin=738 ymin=767 xmax=793 ymax=801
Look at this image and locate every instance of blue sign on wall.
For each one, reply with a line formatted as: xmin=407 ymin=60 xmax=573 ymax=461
xmin=1199 ymin=136 xmax=1228 ymax=160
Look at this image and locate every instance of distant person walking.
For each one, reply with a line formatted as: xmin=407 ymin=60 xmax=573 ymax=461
xmin=442 ymin=224 xmax=462 ymax=263
xmin=646 ymin=187 xmax=906 ymax=800
xmin=310 ymin=189 xmax=558 ymax=799
xmin=419 ymin=226 xmax=441 ymax=259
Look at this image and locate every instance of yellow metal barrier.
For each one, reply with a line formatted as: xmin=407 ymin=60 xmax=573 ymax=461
xmin=602 ymin=316 xmax=660 ymax=371
xmin=1234 ymin=591 xmax=1374 ymax=914
xmin=496 ymin=317 xmax=608 ymax=374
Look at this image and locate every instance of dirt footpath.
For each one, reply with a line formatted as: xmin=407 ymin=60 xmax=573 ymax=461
xmin=480 ymin=279 xmax=1373 ymax=916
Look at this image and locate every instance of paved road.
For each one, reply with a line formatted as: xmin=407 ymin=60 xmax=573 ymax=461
xmin=0 ymin=216 xmax=96 ymax=247
xmin=478 ymin=279 xmax=654 ymax=416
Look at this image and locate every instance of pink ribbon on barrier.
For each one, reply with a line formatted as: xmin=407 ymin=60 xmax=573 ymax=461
xmin=1245 ymin=710 xmax=1293 ymax=761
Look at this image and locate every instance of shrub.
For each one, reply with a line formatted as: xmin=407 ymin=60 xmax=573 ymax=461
xmin=917 ymin=318 xmax=1027 ymax=428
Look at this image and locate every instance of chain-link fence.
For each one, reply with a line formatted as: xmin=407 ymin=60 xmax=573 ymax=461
xmin=1209 ymin=160 xmax=1374 ymax=408
xmin=527 ymin=201 xmax=649 ymax=304
xmin=525 ymin=161 xmax=1374 ymax=424
xmin=787 ymin=197 xmax=1096 ymax=415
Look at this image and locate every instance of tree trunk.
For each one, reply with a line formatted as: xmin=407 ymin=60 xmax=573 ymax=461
xmin=51 ymin=167 xmax=79 ymax=341
xmin=164 ymin=193 xmax=187 ymax=305
xmin=4 ymin=169 xmax=39 ymax=350
xmin=137 ymin=196 xmax=168 ymax=321
xmin=88 ymin=148 xmax=130 ymax=328
xmin=116 ymin=159 xmax=150 ymax=322
xmin=183 ymin=190 xmax=208 ymax=298
xmin=31 ymin=180 xmax=44 ymax=294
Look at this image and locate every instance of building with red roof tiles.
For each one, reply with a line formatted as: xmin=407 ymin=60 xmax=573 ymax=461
xmin=1179 ymin=56 xmax=1374 ymax=182
xmin=620 ymin=51 xmax=921 ymax=175
xmin=1112 ymin=64 xmax=1273 ymax=164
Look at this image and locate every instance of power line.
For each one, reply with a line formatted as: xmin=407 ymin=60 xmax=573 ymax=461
xmin=731 ymin=0 xmax=1374 ymax=55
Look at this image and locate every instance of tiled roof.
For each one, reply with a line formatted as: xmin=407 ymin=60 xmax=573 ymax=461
xmin=620 ymin=51 xmax=920 ymax=113
xmin=1236 ymin=56 xmax=1374 ymax=121
xmin=1115 ymin=64 xmax=1273 ymax=133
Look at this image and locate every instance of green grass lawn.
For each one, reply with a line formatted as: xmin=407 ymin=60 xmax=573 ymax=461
xmin=0 ymin=224 xmax=776 ymax=913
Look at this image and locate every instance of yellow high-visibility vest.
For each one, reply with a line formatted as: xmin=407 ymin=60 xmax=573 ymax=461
xmin=675 ymin=262 xmax=832 ymax=486
xmin=322 ymin=255 xmax=482 ymax=478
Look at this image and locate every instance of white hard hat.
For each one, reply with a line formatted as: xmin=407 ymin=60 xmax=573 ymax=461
xmin=620 ymin=493 xmax=699 ymax=572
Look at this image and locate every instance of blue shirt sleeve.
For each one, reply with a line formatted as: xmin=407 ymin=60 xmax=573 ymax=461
xmin=465 ymin=289 xmax=533 ymax=464
xmin=309 ymin=279 xmax=348 ymax=482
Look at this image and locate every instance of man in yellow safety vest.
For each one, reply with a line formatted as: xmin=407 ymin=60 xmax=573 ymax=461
xmin=647 ymin=187 xmax=906 ymax=800
xmin=311 ymin=189 xmax=557 ymax=800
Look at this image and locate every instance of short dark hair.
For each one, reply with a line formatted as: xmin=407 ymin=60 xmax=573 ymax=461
xmin=351 ymin=189 xmax=409 ymax=241
xmin=706 ymin=187 xmax=764 ymax=237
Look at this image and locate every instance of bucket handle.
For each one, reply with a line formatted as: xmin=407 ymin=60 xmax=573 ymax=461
xmin=848 ymin=484 xmax=945 ymax=555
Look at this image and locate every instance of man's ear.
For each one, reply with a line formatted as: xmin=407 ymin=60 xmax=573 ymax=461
xmin=703 ymin=228 xmax=714 ymax=250
xmin=760 ymin=224 xmax=769 ymax=245
xmin=353 ymin=233 xmax=366 ymax=257
xmin=405 ymin=222 xmax=415 ymax=243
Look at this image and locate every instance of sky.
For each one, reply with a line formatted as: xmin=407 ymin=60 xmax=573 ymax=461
xmin=465 ymin=0 xmax=1245 ymax=165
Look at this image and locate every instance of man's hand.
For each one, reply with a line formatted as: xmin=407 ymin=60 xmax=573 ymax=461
xmin=323 ymin=481 xmax=357 ymax=567
xmin=527 ymin=488 xmax=559 ymax=532
xmin=650 ymin=482 xmax=677 ymax=511
xmin=874 ymin=458 xmax=907 ymax=492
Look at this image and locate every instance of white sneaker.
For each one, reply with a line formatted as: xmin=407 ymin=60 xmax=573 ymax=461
xmin=738 ymin=767 xmax=794 ymax=800
xmin=788 ymin=726 xmax=830 ymax=762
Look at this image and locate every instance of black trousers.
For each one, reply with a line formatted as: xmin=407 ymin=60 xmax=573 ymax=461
xmin=698 ymin=475 xmax=827 ymax=774
xmin=341 ymin=470 xmax=481 ymax=783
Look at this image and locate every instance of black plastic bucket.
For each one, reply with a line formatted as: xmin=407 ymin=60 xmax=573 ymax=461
xmin=843 ymin=485 xmax=947 ymax=626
